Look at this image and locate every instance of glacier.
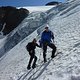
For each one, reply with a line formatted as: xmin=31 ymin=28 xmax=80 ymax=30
xmin=0 ymin=0 xmax=80 ymax=80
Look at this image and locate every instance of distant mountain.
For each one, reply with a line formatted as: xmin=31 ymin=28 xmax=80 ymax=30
xmin=45 ymin=1 xmax=61 ymax=6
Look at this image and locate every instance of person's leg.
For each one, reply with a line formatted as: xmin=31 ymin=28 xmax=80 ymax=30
xmin=32 ymin=55 xmax=37 ymax=69
xmin=43 ymin=43 xmax=47 ymax=62
xmin=27 ymin=51 xmax=34 ymax=69
xmin=48 ymin=43 xmax=56 ymax=58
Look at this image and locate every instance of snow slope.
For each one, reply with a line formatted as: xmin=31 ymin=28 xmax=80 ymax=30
xmin=66 ymin=0 xmax=75 ymax=3
xmin=0 ymin=0 xmax=80 ymax=80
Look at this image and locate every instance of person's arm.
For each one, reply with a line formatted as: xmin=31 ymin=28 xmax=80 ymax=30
xmin=36 ymin=43 xmax=41 ymax=48
xmin=51 ymin=31 xmax=54 ymax=43
xmin=51 ymin=31 xmax=54 ymax=40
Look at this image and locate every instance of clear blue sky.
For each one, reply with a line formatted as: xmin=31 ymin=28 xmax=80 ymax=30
xmin=0 ymin=0 xmax=65 ymax=7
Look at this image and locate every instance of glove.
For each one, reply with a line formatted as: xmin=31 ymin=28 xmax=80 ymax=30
xmin=39 ymin=40 xmax=42 ymax=47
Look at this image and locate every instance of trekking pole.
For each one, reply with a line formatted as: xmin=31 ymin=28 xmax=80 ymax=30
xmin=38 ymin=48 xmax=42 ymax=63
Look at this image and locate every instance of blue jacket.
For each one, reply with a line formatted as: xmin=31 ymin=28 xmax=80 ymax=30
xmin=41 ymin=30 xmax=54 ymax=44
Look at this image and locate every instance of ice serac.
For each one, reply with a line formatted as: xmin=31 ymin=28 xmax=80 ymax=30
xmin=0 ymin=0 xmax=80 ymax=80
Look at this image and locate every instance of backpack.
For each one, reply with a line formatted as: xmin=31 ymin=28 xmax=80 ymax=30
xmin=26 ymin=43 xmax=31 ymax=51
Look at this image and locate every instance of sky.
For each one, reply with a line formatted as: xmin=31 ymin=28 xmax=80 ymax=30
xmin=0 ymin=0 xmax=65 ymax=7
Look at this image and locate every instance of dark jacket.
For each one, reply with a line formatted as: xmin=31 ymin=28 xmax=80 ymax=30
xmin=41 ymin=30 xmax=54 ymax=43
xmin=26 ymin=42 xmax=40 ymax=51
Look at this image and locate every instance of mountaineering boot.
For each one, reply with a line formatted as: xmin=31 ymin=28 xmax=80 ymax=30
xmin=44 ymin=58 xmax=47 ymax=63
xmin=27 ymin=65 xmax=31 ymax=70
xmin=32 ymin=64 xmax=36 ymax=69
xmin=51 ymin=55 xmax=55 ymax=59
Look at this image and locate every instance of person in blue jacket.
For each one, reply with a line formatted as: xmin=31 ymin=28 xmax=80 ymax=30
xmin=40 ymin=26 xmax=56 ymax=62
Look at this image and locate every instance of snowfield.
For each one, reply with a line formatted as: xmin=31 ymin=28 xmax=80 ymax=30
xmin=0 ymin=0 xmax=80 ymax=80
xmin=18 ymin=6 xmax=54 ymax=13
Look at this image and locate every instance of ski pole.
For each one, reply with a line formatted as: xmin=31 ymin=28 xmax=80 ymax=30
xmin=38 ymin=48 xmax=42 ymax=63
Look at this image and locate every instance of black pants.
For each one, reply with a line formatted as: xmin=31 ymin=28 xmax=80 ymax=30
xmin=42 ymin=42 xmax=56 ymax=61
xmin=27 ymin=50 xmax=37 ymax=67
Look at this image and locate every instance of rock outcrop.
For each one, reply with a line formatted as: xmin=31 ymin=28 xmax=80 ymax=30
xmin=0 ymin=6 xmax=29 ymax=35
xmin=45 ymin=1 xmax=61 ymax=6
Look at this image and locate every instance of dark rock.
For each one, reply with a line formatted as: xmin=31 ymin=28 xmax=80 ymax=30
xmin=0 ymin=6 xmax=29 ymax=35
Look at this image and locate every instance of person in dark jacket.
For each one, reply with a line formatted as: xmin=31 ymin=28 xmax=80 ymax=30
xmin=40 ymin=26 xmax=56 ymax=62
xmin=26 ymin=38 xmax=40 ymax=70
